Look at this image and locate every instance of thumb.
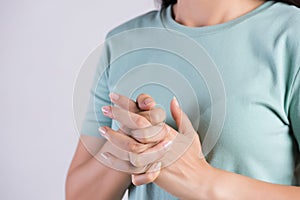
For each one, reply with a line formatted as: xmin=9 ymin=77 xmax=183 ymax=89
xmin=170 ymin=97 xmax=194 ymax=135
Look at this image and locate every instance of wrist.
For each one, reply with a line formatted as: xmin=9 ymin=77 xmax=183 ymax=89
xmin=194 ymin=159 xmax=219 ymax=200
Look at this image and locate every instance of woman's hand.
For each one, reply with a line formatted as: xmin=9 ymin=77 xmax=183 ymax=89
xmin=99 ymin=93 xmax=208 ymax=199
xmin=99 ymin=93 xmax=300 ymax=200
xmin=97 ymin=93 xmax=175 ymax=174
xmin=133 ymin=97 xmax=215 ymax=200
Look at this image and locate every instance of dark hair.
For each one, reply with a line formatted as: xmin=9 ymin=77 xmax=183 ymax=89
xmin=159 ymin=0 xmax=300 ymax=9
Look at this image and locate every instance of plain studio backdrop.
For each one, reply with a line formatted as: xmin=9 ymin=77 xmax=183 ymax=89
xmin=0 ymin=0 xmax=156 ymax=199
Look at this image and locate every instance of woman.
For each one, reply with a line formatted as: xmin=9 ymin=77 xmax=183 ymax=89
xmin=66 ymin=0 xmax=300 ymax=199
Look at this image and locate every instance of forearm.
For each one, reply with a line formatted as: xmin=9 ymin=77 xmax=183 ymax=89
xmin=66 ymin=151 xmax=131 ymax=200
xmin=160 ymin=159 xmax=300 ymax=200
xmin=203 ymin=166 xmax=300 ymax=200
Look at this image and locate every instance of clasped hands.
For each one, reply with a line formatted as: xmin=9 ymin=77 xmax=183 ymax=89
xmin=98 ymin=93 xmax=205 ymax=187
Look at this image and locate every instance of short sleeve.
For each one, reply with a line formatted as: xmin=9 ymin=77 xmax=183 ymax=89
xmin=290 ymin=68 xmax=300 ymax=149
xmin=80 ymin=35 xmax=112 ymax=138
xmin=289 ymin=67 xmax=300 ymax=184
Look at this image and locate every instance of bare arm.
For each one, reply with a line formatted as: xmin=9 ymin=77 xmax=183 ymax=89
xmin=204 ymin=166 xmax=300 ymax=200
xmin=65 ymin=139 xmax=131 ymax=200
xmin=65 ymin=93 xmax=161 ymax=200
xmin=102 ymin=94 xmax=300 ymax=200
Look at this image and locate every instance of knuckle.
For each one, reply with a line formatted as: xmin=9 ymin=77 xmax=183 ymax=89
xmin=134 ymin=116 xmax=148 ymax=128
xmin=132 ymin=165 xmax=145 ymax=174
xmin=151 ymin=108 xmax=166 ymax=123
xmin=120 ymin=125 xmax=130 ymax=134
xmin=129 ymin=154 xmax=147 ymax=168
xmin=156 ymin=107 xmax=166 ymax=118
xmin=131 ymin=158 xmax=143 ymax=168
xmin=138 ymin=93 xmax=147 ymax=97
xmin=127 ymin=141 xmax=139 ymax=152
xmin=137 ymin=93 xmax=147 ymax=101
xmin=150 ymin=113 xmax=160 ymax=124
xmin=137 ymin=132 xmax=149 ymax=143
xmin=141 ymin=93 xmax=148 ymax=98
xmin=159 ymin=124 xmax=168 ymax=136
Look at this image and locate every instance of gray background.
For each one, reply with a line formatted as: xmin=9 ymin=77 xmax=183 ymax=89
xmin=0 ymin=0 xmax=156 ymax=199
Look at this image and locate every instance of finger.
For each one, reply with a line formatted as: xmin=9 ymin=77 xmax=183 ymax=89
xmin=138 ymin=107 xmax=166 ymax=125
xmin=119 ymin=124 xmax=131 ymax=135
xmin=98 ymin=150 xmax=150 ymax=174
xmin=102 ymin=106 xmax=151 ymax=129
xmin=98 ymin=140 xmax=129 ymax=161
xmin=131 ymin=162 xmax=161 ymax=186
xmin=109 ymin=92 xmax=140 ymax=113
xmin=99 ymin=126 xmax=153 ymax=153
xmin=100 ymin=127 xmax=172 ymax=167
xmin=136 ymin=93 xmax=156 ymax=111
xmin=170 ymin=97 xmax=194 ymax=135
xmin=109 ymin=93 xmax=164 ymax=125
xmin=130 ymin=123 xmax=167 ymax=144
xmin=129 ymin=139 xmax=173 ymax=167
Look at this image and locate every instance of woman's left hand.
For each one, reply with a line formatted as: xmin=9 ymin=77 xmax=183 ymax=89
xmin=100 ymin=94 xmax=212 ymax=199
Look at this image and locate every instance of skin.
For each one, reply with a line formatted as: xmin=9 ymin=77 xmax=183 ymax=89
xmin=65 ymin=94 xmax=162 ymax=200
xmin=66 ymin=0 xmax=300 ymax=199
xmin=172 ymin=0 xmax=266 ymax=27
xmin=102 ymin=94 xmax=300 ymax=200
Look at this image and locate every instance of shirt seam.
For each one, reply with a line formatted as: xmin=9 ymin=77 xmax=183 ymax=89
xmin=287 ymin=64 xmax=300 ymax=117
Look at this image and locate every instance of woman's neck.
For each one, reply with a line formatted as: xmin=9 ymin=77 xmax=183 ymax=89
xmin=172 ymin=0 xmax=266 ymax=27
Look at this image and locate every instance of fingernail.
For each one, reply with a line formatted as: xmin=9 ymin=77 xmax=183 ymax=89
xmin=173 ymin=96 xmax=179 ymax=108
xmin=101 ymin=106 xmax=111 ymax=115
xmin=109 ymin=93 xmax=119 ymax=101
xmin=163 ymin=140 xmax=173 ymax=149
xmin=99 ymin=127 xmax=108 ymax=138
xmin=144 ymin=98 xmax=152 ymax=105
xmin=100 ymin=152 xmax=110 ymax=160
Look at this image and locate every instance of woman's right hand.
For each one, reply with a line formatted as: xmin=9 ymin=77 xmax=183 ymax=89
xmin=66 ymin=93 xmax=165 ymax=200
xmin=98 ymin=93 xmax=176 ymax=174
xmin=108 ymin=92 xmax=168 ymax=144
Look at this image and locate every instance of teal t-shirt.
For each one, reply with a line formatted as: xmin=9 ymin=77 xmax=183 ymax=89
xmin=81 ymin=1 xmax=300 ymax=199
